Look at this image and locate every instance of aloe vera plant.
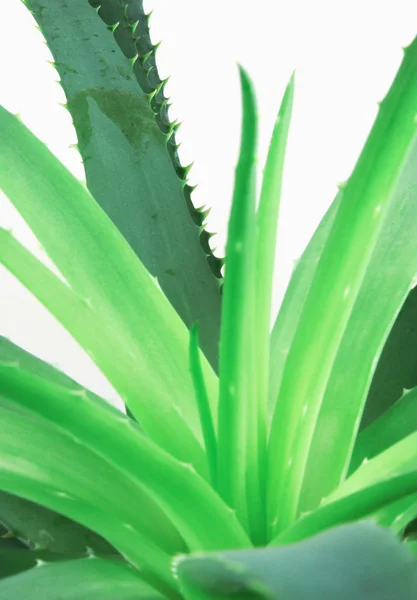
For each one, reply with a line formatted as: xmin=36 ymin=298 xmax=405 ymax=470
xmin=2 ymin=1 xmax=417 ymax=598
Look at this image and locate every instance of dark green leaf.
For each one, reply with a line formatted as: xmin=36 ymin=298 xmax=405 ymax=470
xmin=350 ymin=386 xmax=417 ymax=474
xmin=24 ymin=0 xmax=222 ymax=370
xmin=361 ymin=286 xmax=417 ymax=428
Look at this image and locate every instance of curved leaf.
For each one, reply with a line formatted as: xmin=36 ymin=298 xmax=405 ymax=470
xmin=350 ymin=386 xmax=417 ymax=474
xmin=274 ymin=470 xmax=417 ymax=545
xmin=0 ymin=361 xmax=250 ymax=553
xmin=0 ymin=107 xmax=219 ymax=476
xmin=0 ymin=403 xmax=176 ymax=595
xmin=0 ymin=337 xmax=120 ymax=554
xmin=0 ymin=557 xmax=166 ymax=600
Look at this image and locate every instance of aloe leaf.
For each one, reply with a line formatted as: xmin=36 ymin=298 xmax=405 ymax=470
xmin=23 ymin=0 xmax=222 ymax=370
xmin=0 ymin=336 xmax=116 ymax=418
xmin=189 ymin=324 xmax=217 ymax=486
xmin=326 ymin=431 xmax=417 ymax=506
xmin=350 ymin=387 xmax=417 ymax=474
xmin=0 ymin=557 xmax=166 ymax=600
xmin=0 ymin=362 xmax=250 ymax=553
xmin=0 ymin=106 xmax=219 ymax=475
xmin=298 ymin=134 xmax=417 ymax=515
xmin=274 ymin=470 xmax=417 ymax=545
xmin=361 ymin=286 xmax=417 ymax=428
xmin=252 ymin=75 xmax=294 ymax=537
xmin=217 ymin=66 xmax=258 ymax=536
xmin=0 ymin=337 xmax=122 ymax=554
xmin=0 ymin=404 xmax=176 ymax=595
xmin=176 ymin=521 xmax=417 ymax=600
xmin=0 ymin=491 xmax=116 ymax=556
xmin=268 ymin=192 xmax=341 ymax=412
xmin=0 ymin=537 xmax=90 ymax=579
xmin=268 ymin=38 xmax=417 ymax=533
xmin=369 ymin=493 xmax=417 ymax=534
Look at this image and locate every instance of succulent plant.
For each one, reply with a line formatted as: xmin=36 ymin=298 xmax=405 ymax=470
xmin=2 ymin=0 xmax=417 ymax=598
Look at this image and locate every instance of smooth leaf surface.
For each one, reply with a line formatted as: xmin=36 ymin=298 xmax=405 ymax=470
xmin=24 ymin=0 xmax=222 ymax=370
xmin=274 ymin=470 xmax=417 ymax=544
xmin=0 ymin=557 xmax=165 ymax=600
xmin=299 ymin=135 xmax=417 ymax=514
xmin=0 ymin=491 xmax=116 ymax=556
xmin=217 ymin=66 xmax=258 ymax=536
xmin=350 ymin=386 xmax=417 ymax=474
xmin=0 ymin=337 xmax=120 ymax=554
xmin=0 ymin=107 xmax=219 ymax=476
xmin=0 ymin=361 xmax=250 ymax=554
xmin=176 ymin=521 xmax=417 ymax=599
xmin=268 ymin=193 xmax=341 ymax=412
xmin=268 ymin=37 xmax=417 ymax=533
xmin=251 ymin=74 xmax=294 ymax=543
xmin=361 ymin=286 xmax=417 ymax=428
xmin=0 ymin=402 xmax=176 ymax=595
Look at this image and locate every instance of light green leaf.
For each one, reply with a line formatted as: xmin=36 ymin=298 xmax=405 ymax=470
xmin=0 ymin=361 xmax=250 ymax=554
xmin=189 ymin=324 xmax=217 ymax=487
xmin=0 ymin=403 xmax=175 ymax=595
xmin=176 ymin=521 xmax=417 ymax=600
xmin=217 ymin=66 xmax=258 ymax=536
xmin=0 ymin=107 xmax=219 ymax=476
xmin=274 ymin=470 xmax=417 ymax=545
xmin=268 ymin=193 xmax=341 ymax=412
xmin=0 ymin=557 xmax=166 ymax=600
xmin=23 ymin=0 xmax=222 ymax=370
xmin=252 ymin=74 xmax=294 ymax=543
xmin=350 ymin=387 xmax=417 ymax=474
xmin=325 ymin=430 xmax=417 ymax=504
xmin=268 ymin=37 xmax=417 ymax=533
xmin=369 ymin=493 xmax=417 ymax=534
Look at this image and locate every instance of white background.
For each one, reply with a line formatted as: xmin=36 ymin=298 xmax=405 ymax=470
xmin=1 ymin=0 xmax=417 ymax=405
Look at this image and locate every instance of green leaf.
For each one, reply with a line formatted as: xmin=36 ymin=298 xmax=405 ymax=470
xmin=251 ymin=74 xmax=294 ymax=543
xmin=0 ymin=106 xmax=219 ymax=477
xmin=217 ymin=66 xmax=258 ymax=536
xmin=175 ymin=521 xmax=417 ymax=600
xmin=361 ymin=286 xmax=417 ymax=428
xmin=0 ymin=335 xmax=122 ymax=421
xmin=268 ymin=192 xmax=341 ymax=412
xmin=23 ymin=0 xmax=222 ymax=370
xmin=0 ymin=361 xmax=250 ymax=554
xmin=325 ymin=430 xmax=417 ymax=504
xmin=0 ymin=403 xmax=176 ymax=595
xmin=0 ymin=537 xmax=89 ymax=579
xmin=369 ymin=493 xmax=417 ymax=534
xmin=268 ymin=37 xmax=417 ymax=533
xmin=189 ymin=324 xmax=217 ymax=486
xmin=0 ymin=557 xmax=166 ymax=600
xmin=0 ymin=491 xmax=116 ymax=556
xmin=299 ymin=135 xmax=417 ymax=516
xmin=350 ymin=386 xmax=417 ymax=474
xmin=274 ymin=470 xmax=417 ymax=545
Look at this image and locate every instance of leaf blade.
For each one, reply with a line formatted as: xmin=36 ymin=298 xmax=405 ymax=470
xmin=23 ymin=0 xmax=222 ymax=370
xmin=0 ymin=107 xmax=219 ymax=476
xmin=176 ymin=522 xmax=417 ymax=600
xmin=268 ymin=37 xmax=417 ymax=533
xmin=0 ymin=557 xmax=166 ymax=600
